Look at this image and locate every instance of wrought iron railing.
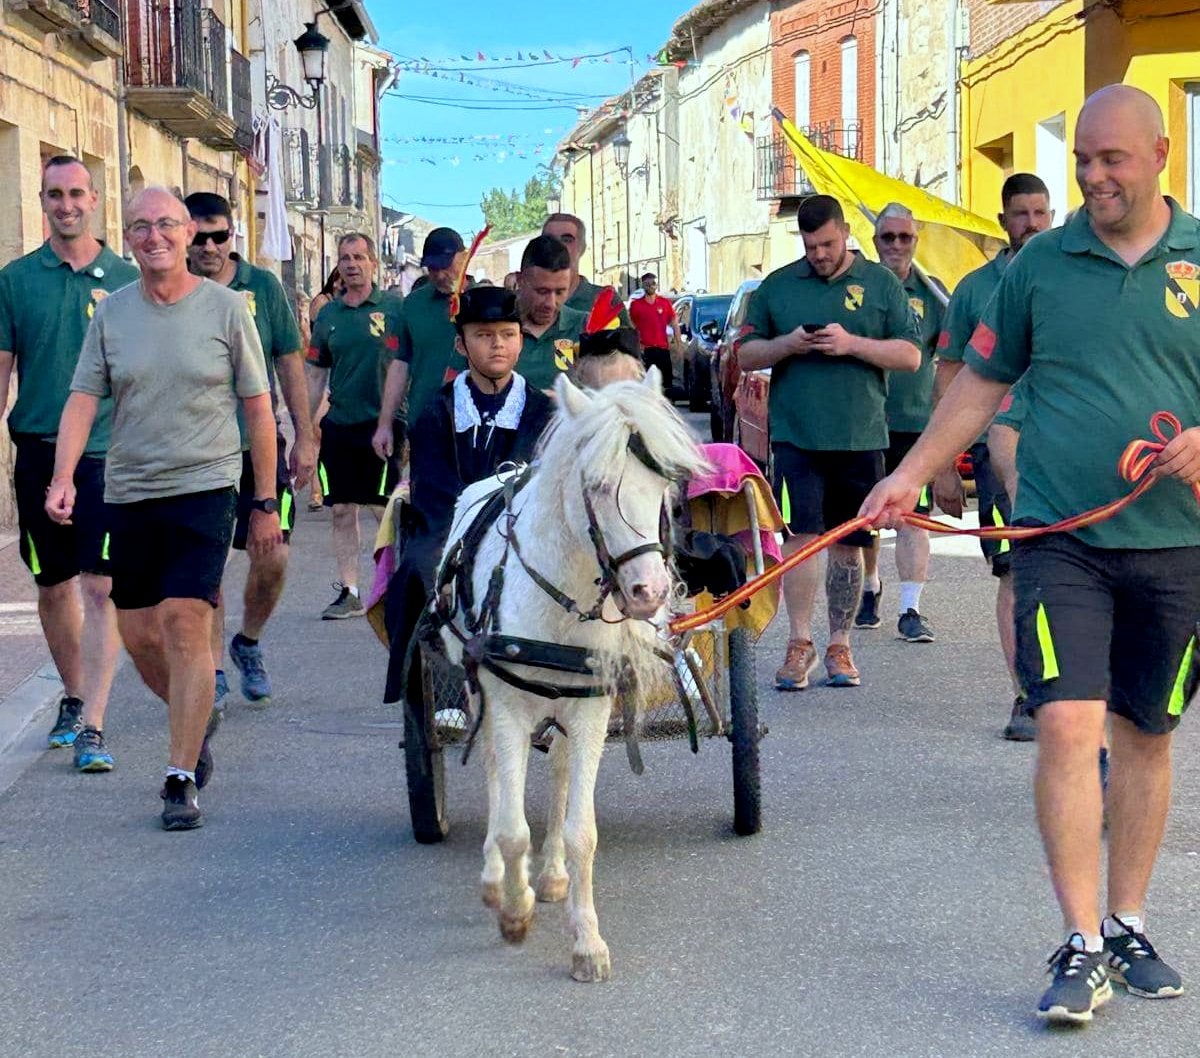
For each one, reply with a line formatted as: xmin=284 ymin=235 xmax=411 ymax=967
xmin=281 ymin=127 xmax=315 ymax=202
xmin=78 ymin=0 xmax=120 ymax=38
xmin=755 ymin=122 xmax=863 ymax=200
xmin=230 ymin=49 xmax=253 ymax=150
xmin=123 ymin=0 xmax=230 ymax=115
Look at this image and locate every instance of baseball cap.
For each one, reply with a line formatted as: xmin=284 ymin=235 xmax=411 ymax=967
xmin=421 ymin=227 xmax=466 ymax=269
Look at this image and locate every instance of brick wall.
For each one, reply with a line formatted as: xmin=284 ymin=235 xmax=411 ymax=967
xmin=770 ymin=0 xmax=877 ymax=166
xmin=966 ymin=0 xmax=1068 ymax=57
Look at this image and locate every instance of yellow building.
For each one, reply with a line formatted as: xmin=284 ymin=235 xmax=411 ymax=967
xmin=961 ymin=0 xmax=1200 ymax=217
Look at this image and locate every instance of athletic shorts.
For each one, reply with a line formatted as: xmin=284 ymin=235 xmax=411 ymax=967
xmin=885 ymin=431 xmax=932 ymax=515
xmin=970 ymin=441 xmax=1013 ymax=577
xmin=232 ymin=438 xmax=295 ymax=550
xmin=317 ymin=419 xmax=400 ymax=508
xmin=13 ymin=437 xmax=110 ymax=588
xmin=107 ymin=488 xmax=236 ymax=610
xmin=771 ymin=443 xmax=883 ymax=549
xmin=1012 ymin=532 xmax=1200 ymax=735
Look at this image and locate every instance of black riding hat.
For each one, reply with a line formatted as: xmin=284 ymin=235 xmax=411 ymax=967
xmin=578 ymin=326 xmax=642 ymax=359
xmin=454 ymin=285 xmax=520 ymax=330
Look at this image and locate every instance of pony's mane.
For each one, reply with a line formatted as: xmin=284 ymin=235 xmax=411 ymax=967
xmin=535 ymin=378 xmax=709 ymax=493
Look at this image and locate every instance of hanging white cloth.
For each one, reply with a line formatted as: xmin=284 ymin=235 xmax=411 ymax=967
xmin=260 ymin=116 xmax=292 ymax=262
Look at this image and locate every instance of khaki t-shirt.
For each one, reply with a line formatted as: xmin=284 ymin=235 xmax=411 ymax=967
xmin=72 ymin=279 xmax=268 ymax=503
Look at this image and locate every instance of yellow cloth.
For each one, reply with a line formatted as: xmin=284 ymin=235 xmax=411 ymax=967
xmin=367 ymin=483 xmax=409 ymax=647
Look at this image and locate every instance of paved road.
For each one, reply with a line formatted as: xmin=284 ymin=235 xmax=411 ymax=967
xmin=3 ymin=448 xmax=1200 ymax=1057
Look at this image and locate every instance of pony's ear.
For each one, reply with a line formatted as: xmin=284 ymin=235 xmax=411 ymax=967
xmin=555 ymin=372 xmax=593 ymax=418
xmin=642 ymin=365 xmax=662 ymax=391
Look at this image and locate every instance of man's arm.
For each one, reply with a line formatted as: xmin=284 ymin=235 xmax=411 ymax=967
xmin=809 ymin=328 xmax=921 ymax=371
xmin=274 ymin=352 xmax=316 ymax=489
xmin=305 ymin=361 xmax=328 ymax=423
xmin=0 ymin=350 xmax=13 ymax=420
xmin=373 ymin=359 xmax=409 ymax=459
xmin=46 ymin=392 xmax=99 ymax=524
xmin=243 ymin=392 xmax=283 ymax=556
xmin=988 ymin=422 xmax=1020 ymax=506
xmin=737 ymin=332 xmax=814 ymax=371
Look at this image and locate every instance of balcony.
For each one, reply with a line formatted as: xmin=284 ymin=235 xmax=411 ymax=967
xmin=5 ymin=0 xmax=79 ymax=34
xmin=68 ymin=0 xmax=123 ymax=62
xmin=281 ymin=126 xmax=317 ymax=206
xmin=755 ymin=122 xmax=863 ymax=201
xmin=123 ymin=0 xmax=241 ymax=148
xmin=323 ymin=145 xmax=367 ymax=227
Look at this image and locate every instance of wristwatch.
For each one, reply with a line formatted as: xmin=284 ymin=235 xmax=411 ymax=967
xmin=250 ymin=497 xmax=279 ymax=515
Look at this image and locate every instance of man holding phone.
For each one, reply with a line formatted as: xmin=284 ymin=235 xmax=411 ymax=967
xmin=738 ymin=195 xmax=921 ymax=690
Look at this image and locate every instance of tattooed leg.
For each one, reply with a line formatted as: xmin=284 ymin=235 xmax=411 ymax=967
xmin=826 ymin=543 xmax=864 ymax=645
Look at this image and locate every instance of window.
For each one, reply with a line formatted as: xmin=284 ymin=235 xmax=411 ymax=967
xmin=793 ymin=52 xmax=810 ymax=129
xmin=1036 ymin=113 xmax=1068 ymax=221
xmin=840 ymin=37 xmax=858 ymax=155
xmin=1189 ymin=84 xmax=1200 ymax=214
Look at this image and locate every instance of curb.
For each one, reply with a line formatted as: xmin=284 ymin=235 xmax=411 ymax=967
xmin=0 ymin=663 xmax=62 ymax=797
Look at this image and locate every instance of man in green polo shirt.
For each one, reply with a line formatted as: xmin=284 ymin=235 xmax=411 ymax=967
xmin=307 ymin=232 xmax=403 ymax=619
xmin=933 ymin=173 xmax=1053 ymax=741
xmin=855 ymin=203 xmax=946 ymax=644
xmin=185 ymin=192 xmax=316 ymax=710
xmin=542 ymin=212 xmax=630 ymax=324
xmin=374 ymin=227 xmax=466 ymax=464
xmin=0 ymin=155 xmax=138 ymax=771
xmin=515 ymin=234 xmax=588 ymax=390
xmin=863 ymin=86 xmax=1200 ymax=1024
xmin=739 ymin=195 xmax=921 ymax=691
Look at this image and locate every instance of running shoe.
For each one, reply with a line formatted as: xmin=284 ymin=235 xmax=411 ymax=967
xmin=194 ymin=707 xmax=221 ymax=791
xmin=854 ymin=586 xmax=882 ymax=629
xmin=897 ymin=608 xmax=935 ymax=643
xmin=1103 ymin=917 xmax=1184 ymax=998
xmin=47 ymin=695 xmax=84 ymax=748
xmin=73 ymin=726 xmax=114 ymax=772
xmin=1037 ymin=935 xmax=1112 ymax=1024
xmin=824 ymin=644 xmax=861 ymax=687
xmin=213 ymin=669 xmax=230 ymax=715
xmin=229 ymin=634 xmax=272 ymax=707
xmin=322 ymin=583 xmax=365 ymax=620
xmin=1002 ymin=697 xmax=1036 ymax=742
xmin=160 ymin=775 xmax=202 ymax=831
xmin=774 ymin=637 xmax=819 ymax=691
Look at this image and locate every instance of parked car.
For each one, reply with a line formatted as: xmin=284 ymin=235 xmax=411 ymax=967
xmin=734 ymin=366 xmax=771 ymax=468
xmin=673 ymin=292 xmax=733 ymax=411
xmin=709 ymin=279 xmax=762 ymax=443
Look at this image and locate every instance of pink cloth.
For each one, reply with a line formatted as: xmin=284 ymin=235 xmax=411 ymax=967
xmin=688 ymin=443 xmax=766 ymax=498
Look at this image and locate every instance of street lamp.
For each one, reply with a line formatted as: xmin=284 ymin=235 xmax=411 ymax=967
xmin=611 ymin=128 xmax=634 ymax=294
xmin=546 ymin=189 xmax=561 ymax=215
xmin=611 ymin=129 xmax=631 ymax=176
xmin=295 ymin=21 xmax=330 ymax=91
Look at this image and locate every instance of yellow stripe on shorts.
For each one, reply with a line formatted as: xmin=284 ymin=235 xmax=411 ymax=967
xmin=1036 ymin=602 xmax=1059 ymax=681
xmin=1169 ymin=636 xmax=1196 ymax=717
xmin=991 ymin=504 xmax=1011 ymax=555
xmin=780 ymin=479 xmax=791 ymax=526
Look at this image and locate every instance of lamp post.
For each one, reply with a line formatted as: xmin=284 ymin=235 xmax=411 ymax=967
xmin=611 ymin=128 xmax=633 ymax=295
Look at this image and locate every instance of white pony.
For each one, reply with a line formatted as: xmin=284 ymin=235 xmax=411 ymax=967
xmin=438 ymin=367 xmax=707 ymax=982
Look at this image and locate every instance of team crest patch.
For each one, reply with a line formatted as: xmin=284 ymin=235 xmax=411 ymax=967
xmin=241 ymin=290 xmax=257 ymax=317
xmin=553 ymin=338 xmax=577 ymax=371
xmin=369 ymin=311 xmax=386 ymax=337
xmin=1165 ymin=261 xmax=1200 ymax=319
xmin=86 ymin=289 xmax=108 ymax=319
xmin=908 ymin=296 xmax=925 ymax=320
xmin=844 ymin=284 xmax=864 ymax=312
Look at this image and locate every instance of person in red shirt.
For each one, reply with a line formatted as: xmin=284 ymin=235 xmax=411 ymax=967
xmin=628 ymin=272 xmax=676 ymax=393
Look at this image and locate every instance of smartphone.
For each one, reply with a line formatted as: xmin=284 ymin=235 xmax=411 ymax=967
xmin=802 ymin=323 xmax=825 ymax=334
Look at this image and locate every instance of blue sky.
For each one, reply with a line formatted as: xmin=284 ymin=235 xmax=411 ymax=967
xmin=371 ymin=2 xmax=682 ymax=237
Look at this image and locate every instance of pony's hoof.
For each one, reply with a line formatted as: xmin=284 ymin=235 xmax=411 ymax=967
xmin=499 ymin=909 xmax=533 ymax=944
xmin=481 ymin=882 xmax=502 ymax=909
xmin=571 ymin=948 xmax=611 ymax=983
xmin=535 ymin=873 xmax=569 ymax=903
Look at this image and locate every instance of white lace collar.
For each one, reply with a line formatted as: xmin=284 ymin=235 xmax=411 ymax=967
xmin=452 ymin=371 xmax=527 ymax=434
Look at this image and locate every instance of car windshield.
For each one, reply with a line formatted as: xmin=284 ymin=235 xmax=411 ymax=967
xmin=694 ymin=295 xmax=733 ymax=330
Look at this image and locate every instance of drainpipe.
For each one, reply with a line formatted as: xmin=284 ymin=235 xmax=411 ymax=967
xmin=241 ymin=0 xmax=257 ymax=259
xmin=946 ymin=0 xmax=961 ymax=204
xmin=116 ymin=58 xmax=132 ymax=243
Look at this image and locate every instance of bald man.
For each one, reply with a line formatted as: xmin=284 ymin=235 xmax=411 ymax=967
xmin=862 ymin=85 xmax=1200 ymax=1024
xmin=49 ymin=186 xmax=281 ymax=831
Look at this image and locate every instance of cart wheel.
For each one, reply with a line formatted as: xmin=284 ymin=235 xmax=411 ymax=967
xmin=728 ymin=627 xmax=762 ymax=836
xmin=403 ymin=659 xmax=448 ymax=844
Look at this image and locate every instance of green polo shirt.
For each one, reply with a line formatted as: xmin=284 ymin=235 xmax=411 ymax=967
xmin=0 ymin=242 xmax=138 ymax=455
xmin=885 ymin=270 xmax=946 ymax=433
xmin=392 ymin=281 xmax=460 ymax=424
xmin=743 ymin=252 xmax=921 ymax=451
xmin=520 ymin=304 xmax=588 ymax=390
xmin=992 ymin=378 xmax=1027 ymax=432
xmin=226 ymin=254 xmax=303 ymax=448
xmin=565 ymin=275 xmax=632 ymax=326
xmin=964 ymin=200 xmax=1200 ymax=550
xmin=308 ymin=285 xmax=404 ymax=426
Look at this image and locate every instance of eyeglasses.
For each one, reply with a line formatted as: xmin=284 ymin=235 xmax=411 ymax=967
xmin=127 ymin=218 xmax=187 ymax=239
xmin=191 ymin=229 xmax=232 ymax=247
xmin=879 ymin=232 xmax=915 ymax=245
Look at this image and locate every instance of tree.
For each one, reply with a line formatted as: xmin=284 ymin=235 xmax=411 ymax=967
xmin=480 ymin=165 xmax=561 ymax=241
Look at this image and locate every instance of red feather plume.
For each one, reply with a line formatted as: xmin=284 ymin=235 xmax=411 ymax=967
xmin=584 ymin=286 xmax=623 ymax=333
xmin=448 ymin=225 xmax=490 ymax=319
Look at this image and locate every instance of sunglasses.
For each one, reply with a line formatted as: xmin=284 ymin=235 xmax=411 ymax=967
xmin=191 ymin=229 xmax=232 ymax=247
xmin=879 ymin=232 xmax=915 ymax=245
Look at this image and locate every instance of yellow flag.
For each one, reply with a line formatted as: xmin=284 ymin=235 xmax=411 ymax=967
xmin=774 ymin=109 xmax=1007 ymax=292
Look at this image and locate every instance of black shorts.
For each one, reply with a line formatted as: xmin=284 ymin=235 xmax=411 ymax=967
xmin=232 ymin=439 xmax=295 ymax=550
xmin=107 ymin=488 xmax=236 ymax=610
xmin=1013 ymin=532 xmax=1200 ymax=735
xmin=885 ymin=431 xmax=932 ymax=516
xmin=970 ymin=441 xmax=1013 ymax=577
xmin=13 ymin=437 xmax=110 ymax=587
xmin=771 ymin=443 xmax=883 ymax=548
xmin=317 ymin=419 xmax=400 ymax=508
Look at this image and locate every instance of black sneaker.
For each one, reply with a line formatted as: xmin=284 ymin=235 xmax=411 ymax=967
xmin=48 ymin=696 xmax=84 ymax=748
xmin=1103 ymin=917 xmax=1184 ymax=998
xmin=160 ymin=775 xmax=202 ymax=831
xmin=854 ymin=586 xmax=882 ymax=629
xmin=194 ymin=707 xmax=221 ymax=791
xmin=1003 ymin=697 xmax=1037 ymax=741
xmin=1038 ymin=935 xmax=1113 ymax=1024
xmin=321 ymin=583 xmax=365 ymax=620
xmin=897 ymin=608 xmax=934 ymax=643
